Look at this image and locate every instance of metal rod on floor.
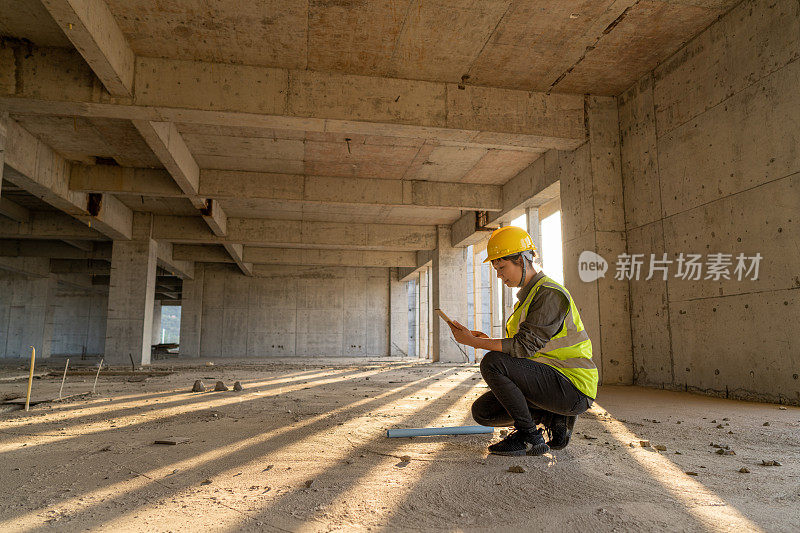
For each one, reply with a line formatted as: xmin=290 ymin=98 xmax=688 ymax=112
xmin=92 ymin=358 xmax=104 ymax=394
xmin=386 ymin=425 xmax=494 ymax=438
xmin=58 ymin=358 xmax=70 ymax=400
xmin=24 ymin=346 xmax=36 ymax=411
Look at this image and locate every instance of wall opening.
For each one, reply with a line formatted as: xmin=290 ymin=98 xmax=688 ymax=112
xmin=161 ymin=305 xmax=181 ymax=344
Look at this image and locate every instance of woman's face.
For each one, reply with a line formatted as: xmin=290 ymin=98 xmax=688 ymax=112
xmin=491 ymin=257 xmax=522 ymax=287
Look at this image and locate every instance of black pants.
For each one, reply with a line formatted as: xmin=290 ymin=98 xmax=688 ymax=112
xmin=471 ymin=351 xmax=593 ymax=431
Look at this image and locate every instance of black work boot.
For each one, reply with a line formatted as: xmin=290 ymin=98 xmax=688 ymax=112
xmin=546 ymin=415 xmax=576 ymax=450
xmin=488 ymin=427 xmax=550 ymax=456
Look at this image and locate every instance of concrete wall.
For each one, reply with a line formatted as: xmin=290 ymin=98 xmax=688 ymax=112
xmin=561 ymin=107 xmax=634 ymax=385
xmin=0 ymin=269 xmax=54 ymax=358
xmin=618 ymin=0 xmax=800 ymax=404
xmin=197 ymin=264 xmax=391 ymax=357
xmin=50 ymin=288 xmax=107 ymax=356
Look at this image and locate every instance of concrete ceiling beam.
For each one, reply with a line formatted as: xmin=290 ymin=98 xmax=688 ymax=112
xmin=3 ymin=119 xmax=133 ymax=240
xmin=0 ymin=47 xmax=586 ymax=151
xmin=450 ymin=150 xmax=562 ymax=247
xmin=132 ymin=120 xmax=245 ymax=270
xmin=398 ymin=249 xmax=435 ymax=281
xmin=39 ymin=0 xmax=135 ymax=97
xmin=0 ymin=239 xmax=111 ymax=259
xmin=172 ymin=244 xmax=418 ymax=268
xmin=70 ymin=166 xmax=504 ymax=211
xmin=0 ymin=198 xmax=30 ymax=223
xmin=49 ymin=258 xmax=109 ymax=275
xmin=222 ymin=242 xmax=253 ymax=276
xmin=0 ymin=212 xmax=105 ymax=240
xmin=155 ymin=241 xmax=194 ymax=280
xmin=152 ymin=216 xmax=436 ymax=251
xmin=131 ymin=120 xmax=203 ymax=207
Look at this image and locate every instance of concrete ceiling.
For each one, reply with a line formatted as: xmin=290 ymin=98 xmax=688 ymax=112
xmin=0 ymin=0 xmax=743 ymax=273
xmin=1 ymin=0 xmax=740 ymax=95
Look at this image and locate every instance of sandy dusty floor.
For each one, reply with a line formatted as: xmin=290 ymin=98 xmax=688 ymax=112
xmin=0 ymin=358 xmax=797 ymax=532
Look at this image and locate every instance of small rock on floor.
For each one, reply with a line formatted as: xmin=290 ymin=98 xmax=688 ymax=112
xmin=739 ymin=467 xmax=750 ymax=473
xmin=214 ymin=381 xmax=228 ymax=391
xmin=761 ymin=460 xmax=782 ymax=466
xmin=639 ymin=440 xmax=650 ymax=447
xmin=507 ymin=466 xmax=525 ymax=473
xmin=233 ymin=381 xmax=243 ymax=391
xmin=400 ymin=455 xmax=411 ymax=462
xmin=685 ymin=471 xmax=698 ymax=476
xmin=763 ymin=422 xmax=770 ymax=426
xmin=191 ymin=380 xmax=205 ymax=392
xmin=654 ymin=445 xmax=667 ymax=451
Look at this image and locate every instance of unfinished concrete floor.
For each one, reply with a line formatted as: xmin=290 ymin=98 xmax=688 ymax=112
xmin=0 ymin=359 xmax=797 ymax=532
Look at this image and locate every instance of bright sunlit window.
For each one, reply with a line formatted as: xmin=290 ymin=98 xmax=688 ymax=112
xmin=541 ymin=211 xmax=564 ymax=284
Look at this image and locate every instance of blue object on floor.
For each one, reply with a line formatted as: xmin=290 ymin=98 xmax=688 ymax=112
xmin=386 ymin=425 xmax=495 ymax=438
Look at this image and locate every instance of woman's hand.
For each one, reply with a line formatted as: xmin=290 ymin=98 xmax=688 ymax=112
xmin=447 ymin=320 xmax=477 ymax=346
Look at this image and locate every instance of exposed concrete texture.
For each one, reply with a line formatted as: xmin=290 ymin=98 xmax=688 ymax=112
xmin=151 ymin=300 xmax=161 ymax=345
xmin=561 ymin=98 xmax=634 ymax=385
xmin=431 ymin=226 xmax=469 ymax=363
xmin=196 ymin=264 xmax=390 ymax=358
xmin=72 ymin=167 xmax=505 ymax=212
xmin=0 ymin=239 xmax=111 ymax=260
xmin=0 ymin=262 xmax=55 ymax=358
xmin=104 ymin=214 xmax=157 ymax=366
xmin=418 ymin=268 xmax=430 ymax=359
xmin=173 ymin=245 xmax=417 ymax=269
xmin=618 ymin=0 xmax=800 ymax=404
xmin=40 ymin=0 xmax=135 ymax=96
xmin=0 ymin=47 xmax=586 ymax=150
xmin=0 ymin=111 xmax=6 ymax=186
xmin=389 ymin=269 xmax=409 ymax=357
xmin=3 ymin=119 xmax=132 ymax=240
xmin=152 ymin=216 xmax=437 ymax=251
xmin=450 ymin=150 xmax=561 ymax=248
xmin=49 ymin=286 xmax=107 ymax=356
xmin=178 ymin=263 xmax=203 ymax=358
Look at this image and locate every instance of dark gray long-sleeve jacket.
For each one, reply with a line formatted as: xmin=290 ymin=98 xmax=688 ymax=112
xmin=500 ymin=270 xmax=570 ymax=358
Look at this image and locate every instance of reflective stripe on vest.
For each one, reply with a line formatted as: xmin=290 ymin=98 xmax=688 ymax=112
xmin=505 ymin=275 xmax=598 ymax=398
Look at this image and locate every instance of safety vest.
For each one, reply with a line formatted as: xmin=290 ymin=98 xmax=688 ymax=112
xmin=506 ymin=275 xmax=598 ymax=399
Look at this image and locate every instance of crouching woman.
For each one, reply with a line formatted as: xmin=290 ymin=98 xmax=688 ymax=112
xmin=446 ymin=226 xmax=598 ymax=456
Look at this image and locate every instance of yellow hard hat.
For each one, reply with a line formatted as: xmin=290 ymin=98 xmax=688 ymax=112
xmin=484 ymin=226 xmax=536 ymax=262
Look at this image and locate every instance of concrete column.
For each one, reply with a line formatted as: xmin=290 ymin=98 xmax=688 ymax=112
xmin=431 ymin=225 xmax=469 ymax=363
xmin=418 ymin=267 xmax=429 ymax=359
xmin=389 ymin=269 xmax=409 ymax=356
xmin=151 ymin=300 xmax=162 ymax=344
xmin=178 ymin=262 xmax=204 ymax=358
xmin=561 ymin=96 xmax=633 ymax=385
xmin=414 ymin=272 xmax=421 ymax=358
xmin=526 ymin=207 xmax=542 ymax=263
xmin=0 ymin=112 xmax=6 ymax=191
xmin=105 ymin=213 xmax=158 ymax=366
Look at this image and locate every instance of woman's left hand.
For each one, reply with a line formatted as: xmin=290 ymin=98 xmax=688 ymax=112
xmin=447 ymin=320 xmax=476 ymax=346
